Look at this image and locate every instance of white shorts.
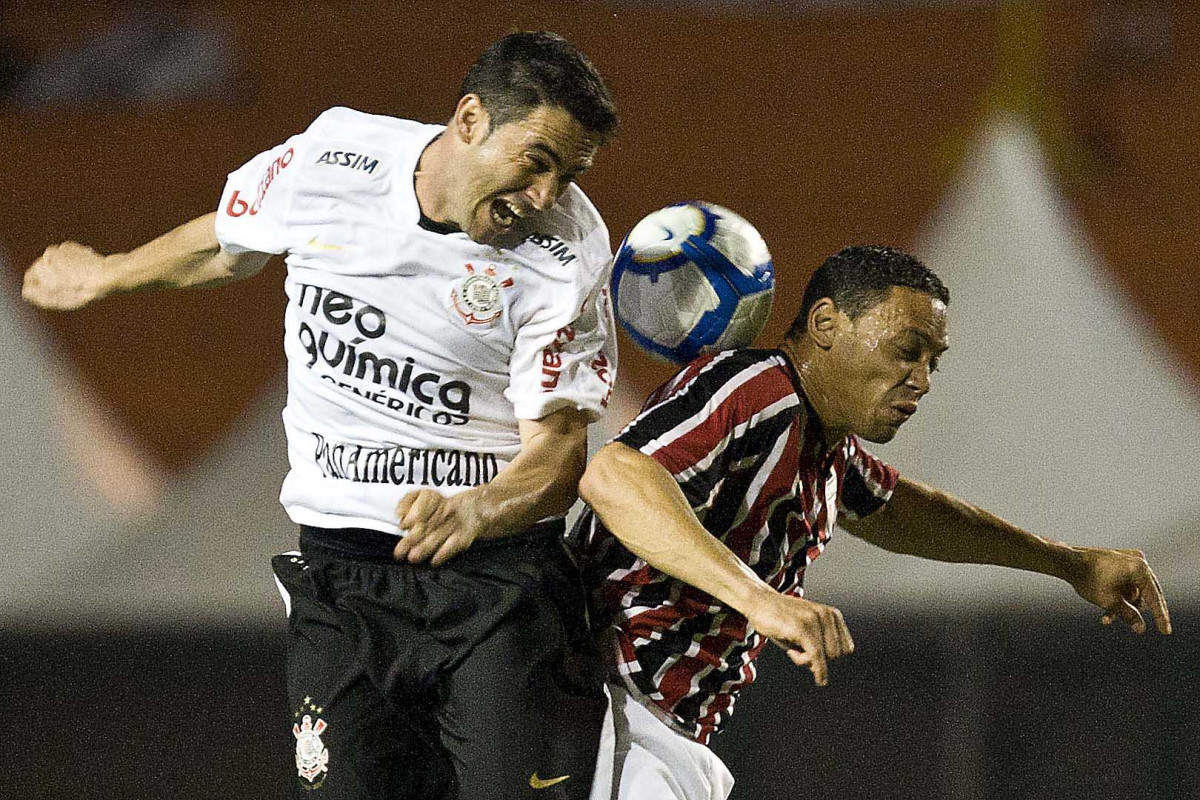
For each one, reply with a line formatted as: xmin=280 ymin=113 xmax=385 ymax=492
xmin=589 ymin=683 xmax=735 ymax=800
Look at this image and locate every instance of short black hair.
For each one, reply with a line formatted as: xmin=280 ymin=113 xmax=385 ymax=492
xmin=787 ymin=245 xmax=950 ymax=338
xmin=460 ymin=31 xmax=618 ymax=142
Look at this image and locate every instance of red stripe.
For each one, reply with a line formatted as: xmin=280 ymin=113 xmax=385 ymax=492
xmin=649 ymin=364 xmax=795 ymax=476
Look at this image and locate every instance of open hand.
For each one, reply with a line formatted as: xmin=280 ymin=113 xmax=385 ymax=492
xmin=1070 ymin=547 xmax=1171 ymax=635
xmin=22 ymin=242 xmax=113 ymax=310
xmin=392 ymin=488 xmax=486 ymax=566
xmin=746 ymin=591 xmax=854 ymax=687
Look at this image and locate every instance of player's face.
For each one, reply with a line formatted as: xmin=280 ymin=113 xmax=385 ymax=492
xmin=827 ymin=287 xmax=949 ymax=443
xmin=456 ymin=103 xmax=599 ymax=246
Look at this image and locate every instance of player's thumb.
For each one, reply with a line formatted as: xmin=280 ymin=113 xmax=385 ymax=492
xmin=785 ymin=647 xmax=813 ymax=668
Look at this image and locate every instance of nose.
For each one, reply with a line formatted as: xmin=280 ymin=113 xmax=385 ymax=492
xmin=905 ymin=364 xmax=931 ymax=396
xmin=525 ymin=173 xmax=559 ymax=212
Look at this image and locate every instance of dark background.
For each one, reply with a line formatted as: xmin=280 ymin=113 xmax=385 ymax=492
xmin=6 ymin=610 xmax=1195 ymax=799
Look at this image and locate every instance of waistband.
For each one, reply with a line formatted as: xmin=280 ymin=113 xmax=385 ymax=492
xmin=299 ymin=518 xmax=566 ymax=563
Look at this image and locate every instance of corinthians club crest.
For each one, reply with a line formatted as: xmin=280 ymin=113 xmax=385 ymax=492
xmin=293 ymin=703 xmax=330 ymax=789
xmin=451 ymin=263 xmax=514 ymax=326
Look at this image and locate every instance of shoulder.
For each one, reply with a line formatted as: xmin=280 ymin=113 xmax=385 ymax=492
xmin=517 ymin=184 xmax=611 ymax=279
xmin=305 ymin=106 xmax=441 ymax=148
xmin=297 ymin=107 xmax=442 ymax=174
xmin=549 ymin=183 xmax=608 ymax=244
xmin=696 ymin=348 xmax=794 ymax=394
xmin=649 ymin=349 xmax=796 ymax=409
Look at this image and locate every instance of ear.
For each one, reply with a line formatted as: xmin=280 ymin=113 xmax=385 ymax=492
xmin=452 ymin=94 xmax=490 ymax=145
xmin=807 ymin=298 xmax=840 ymax=350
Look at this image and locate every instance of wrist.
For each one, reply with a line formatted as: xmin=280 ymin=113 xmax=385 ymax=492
xmin=731 ymin=578 xmax=780 ymax=621
xmin=102 ymin=252 xmax=134 ymax=294
xmin=1049 ymin=542 xmax=1087 ymax=587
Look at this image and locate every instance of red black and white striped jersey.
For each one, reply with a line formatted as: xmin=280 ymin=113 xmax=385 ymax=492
xmin=576 ymin=348 xmax=898 ymax=744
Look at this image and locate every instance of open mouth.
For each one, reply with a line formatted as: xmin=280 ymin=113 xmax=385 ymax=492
xmin=490 ymin=198 xmax=524 ymax=230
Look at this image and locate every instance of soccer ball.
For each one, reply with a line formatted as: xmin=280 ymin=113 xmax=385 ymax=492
xmin=611 ymin=201 xmax=775 ymax=364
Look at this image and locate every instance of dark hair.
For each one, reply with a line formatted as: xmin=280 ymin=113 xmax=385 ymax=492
xmin=460 ymin=31 xmax=618 ymax=142
xmin=787 ymin=245 xmax=950 ymax=338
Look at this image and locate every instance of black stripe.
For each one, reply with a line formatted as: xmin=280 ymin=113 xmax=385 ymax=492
xmin=840 ymin=460 xmax=888 ymax=518
xmin=674 ymin=403 xmax=797 ymax=508
xmin=616 ymin=350 xmax=776 ymax=452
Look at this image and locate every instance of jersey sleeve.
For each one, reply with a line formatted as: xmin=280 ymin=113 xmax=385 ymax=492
xmin=213 ymin=131 xmax=308 ymax=255
xmin=837 ymin=435 xmax=899 ymax=519
xmin=505 ymin=228 xmax=618 ymax=422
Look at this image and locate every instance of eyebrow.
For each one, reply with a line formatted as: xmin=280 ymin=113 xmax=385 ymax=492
xmin=530 ymin=142 xmax=592 ymax=176
xmin=900 ymin=328 xmax=949 ymax=354
xmin=529 ymin=143 xmax=564 ymax=169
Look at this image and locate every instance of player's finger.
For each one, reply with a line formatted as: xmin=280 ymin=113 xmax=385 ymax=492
xmin=834 ymin=611 xmax=855 ymax=656
xmin=396 ymin=491 xmax=427 ymax=527
xmin=809 ymin=651 xmax=829 ymax=687
xmin=798 ymin=631 xmax=828 ymax=686
xmin=401 ymin=491 xmax=442 ymax=530
xmin=395 ymin=491 xmax=419 ymax=522
xmin=820 ymin=608 xmax=845 ymax=660
xmin=410 ymin=523 xmax=457 ymax=564
xmin=430 ymin=533 xmax=470 ymax=567
xmin=392 ymin=525 xmax=425 ymax=560
xmin=785 ymin=648 xmax=813 ymax=668
xmin=1110 ymin=597 xmax=1146 ymax=634
xmin=405 ymin=529 xmax=441 ymax=563
xmin=1139 ymin=570 xmax=1172 ymax=635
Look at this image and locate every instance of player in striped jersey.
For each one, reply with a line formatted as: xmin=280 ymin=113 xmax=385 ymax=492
xmin=576 ymin=245 xmax=1170 ymax=800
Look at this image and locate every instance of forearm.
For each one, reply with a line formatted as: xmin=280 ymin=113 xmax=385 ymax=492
xmin=579 ymin=443 xmax=775 ymax=613
xmin=844 ymin=477 xmax=1084 ymax=583
xmin=469 ymin=414 xmax=588 ymax=538
xmin=106 ymin=213 xmax=263 ymax=292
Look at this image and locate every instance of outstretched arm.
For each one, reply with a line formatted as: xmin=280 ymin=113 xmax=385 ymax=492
xmin=22 ymin=212 xmax=270 ymax=310
xmin=842 ymin=476 xmax=1171 ymax=634
xmin=577 ymin=442 xmax=855 ymax=686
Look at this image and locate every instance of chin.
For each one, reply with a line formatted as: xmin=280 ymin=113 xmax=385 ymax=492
xmin=466 ymin=219 xmax=524 ymax=249
xmin=858 ymin=425 xmax=900 ymax=444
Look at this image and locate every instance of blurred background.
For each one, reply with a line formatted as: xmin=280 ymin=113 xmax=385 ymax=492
xmin=1 ymin=1 xmax=1196 ymax=798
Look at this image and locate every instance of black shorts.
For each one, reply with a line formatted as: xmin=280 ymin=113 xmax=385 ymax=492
xmin=271 ymin=522 xmax=606 ymax=800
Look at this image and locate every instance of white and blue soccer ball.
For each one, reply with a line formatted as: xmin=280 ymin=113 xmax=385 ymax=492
xmin=611 ymin=201 xmax=775 ymax=364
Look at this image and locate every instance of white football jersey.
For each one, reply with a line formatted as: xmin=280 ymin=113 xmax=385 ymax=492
xmin=214 ymin=107 xmax=617 ymax=534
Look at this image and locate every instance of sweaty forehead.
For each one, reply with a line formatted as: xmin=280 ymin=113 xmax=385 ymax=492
xmin=857 ymin=288 xmax=949 ymax=344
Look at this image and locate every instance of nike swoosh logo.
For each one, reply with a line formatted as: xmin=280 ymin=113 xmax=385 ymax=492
xmin=529 ymin=772 xmax=571 ymax=789
xmin=307 ymin=236 xmax=346 ymax=251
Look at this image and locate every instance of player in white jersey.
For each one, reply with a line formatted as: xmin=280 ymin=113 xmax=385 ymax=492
xmin=24 ymin=32 xmax=619 ymax=800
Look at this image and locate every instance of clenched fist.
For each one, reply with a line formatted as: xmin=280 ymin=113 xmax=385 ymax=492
xmin=22 ymin=242 xmax=114 ymax=311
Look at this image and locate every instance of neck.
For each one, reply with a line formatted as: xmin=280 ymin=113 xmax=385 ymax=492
xmin=780 ymin=338 xmax=848 ymax=447
xmin=413 ymin=132 xmax=453 ymax=223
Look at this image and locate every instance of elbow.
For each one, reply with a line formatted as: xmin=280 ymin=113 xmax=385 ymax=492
xmin=578 ymin=443 xmax=629 ymax=510
xmin=578 ymin=461 xmax=602 ymax=509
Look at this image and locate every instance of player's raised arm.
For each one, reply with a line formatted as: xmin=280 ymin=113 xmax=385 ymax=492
xmin=579 ymin=442 xmax=854 ymax=686
xmin=841 ymin=476 xmax=1172 ymax=635
xmin=22 ymin=212 xmax=270 ymax=311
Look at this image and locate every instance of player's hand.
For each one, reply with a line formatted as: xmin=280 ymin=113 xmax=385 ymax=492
xmin=745 ymin=592 xmax=854 ymax=687
xmin=1068 ymin=547 xmax=1171 ymax=635
xmin=392 ymin=488 xmax=486 ymax=566
xmin=22 ymin=242 xmax=115 ymax=311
